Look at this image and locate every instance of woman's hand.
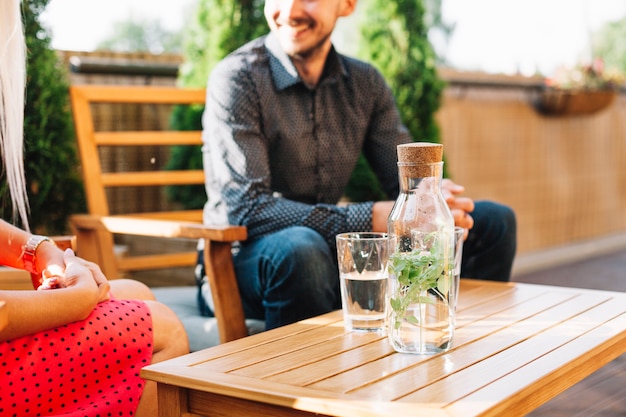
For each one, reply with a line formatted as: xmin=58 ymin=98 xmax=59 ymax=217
xmin=1 ymin=249 xmax=110 ymax=341
xmin=40 ymin=249 xmax=111 ymax=303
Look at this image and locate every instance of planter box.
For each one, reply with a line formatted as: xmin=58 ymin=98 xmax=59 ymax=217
xmin=537 ymin=89 xmax=616 ymax=116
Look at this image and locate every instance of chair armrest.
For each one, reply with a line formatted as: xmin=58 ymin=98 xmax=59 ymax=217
xmin=70 ymin=213 xmax=250 ymax=343
xmin=70 ymin=214 xmax=247 ymax=242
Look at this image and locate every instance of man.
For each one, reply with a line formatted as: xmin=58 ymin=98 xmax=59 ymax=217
xmin=197 ymin=0 xmax=516 ymax=329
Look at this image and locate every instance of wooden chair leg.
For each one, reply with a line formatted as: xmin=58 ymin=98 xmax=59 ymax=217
xmin=203 ymin=240 xmax=248 ymax=343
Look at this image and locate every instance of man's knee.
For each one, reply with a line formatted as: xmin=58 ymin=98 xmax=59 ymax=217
xmin=275 ymin=226 xmax=333 ymax=263
xmin=473 ymin=201 xmax=516 ymax=239
xmin=464 ymin=201 xmax=517 ymax=281
xmin=256 ymin=227 xmax=340 ymax=325
xmin=262 ymin=227 xmax=337 ymax=303
xmin=269 ymin=227 xmax=336 ymax=286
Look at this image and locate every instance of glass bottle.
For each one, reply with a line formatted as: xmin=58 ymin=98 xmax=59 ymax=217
xmin=387 ymin=143 xmax=455 ymax=354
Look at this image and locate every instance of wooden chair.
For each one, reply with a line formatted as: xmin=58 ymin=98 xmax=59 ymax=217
xmin=68 ymin=85 xmax=256 ymax=347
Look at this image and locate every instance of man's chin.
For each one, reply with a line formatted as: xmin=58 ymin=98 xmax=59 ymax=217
xmin=276 ymin=38 xmax=305 ymax=57
xmin=275 ymin=31 xmax=330 ymax=60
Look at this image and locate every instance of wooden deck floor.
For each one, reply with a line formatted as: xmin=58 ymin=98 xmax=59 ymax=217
xmin=513 ymin=249 xmax=626 ymax=416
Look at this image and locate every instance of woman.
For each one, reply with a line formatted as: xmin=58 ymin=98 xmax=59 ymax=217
xmin=0 ymin=1 xmax=189 ymax=416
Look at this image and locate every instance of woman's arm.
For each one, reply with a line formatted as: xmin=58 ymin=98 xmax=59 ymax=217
xmin=0 ymin=219 xmax=111 ymax=341
xmin=0 ymin=219 xmax=64 ymax=284
xmin=0 ymin=249 xmax=105 ymax=341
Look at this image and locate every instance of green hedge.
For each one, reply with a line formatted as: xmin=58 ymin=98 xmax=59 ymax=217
xmin=0 ymin=0 xmax=85 ymax=234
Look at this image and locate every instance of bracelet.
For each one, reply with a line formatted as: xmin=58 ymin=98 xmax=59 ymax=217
xmin=22 ymin=235 xmax=55 ymax=275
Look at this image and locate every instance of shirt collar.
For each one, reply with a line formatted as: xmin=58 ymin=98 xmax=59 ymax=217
xmin=265 ymin=32 xmax=348 ymax=91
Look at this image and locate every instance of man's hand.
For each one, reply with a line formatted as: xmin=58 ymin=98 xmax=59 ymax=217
xmin=372 ymin=180 xmax=475 ymax=233
xmin=372 ymin=201 xmax=395 ymax=232
xmin=442 ymin=179 xmax=474 ymax=231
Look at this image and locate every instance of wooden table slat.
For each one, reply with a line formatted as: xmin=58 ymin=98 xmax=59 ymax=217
xmin=232 ymin=330 xmax=387 ymax=380
xmin=380 ymin=292 xmax=619 ymax=402
xmin=308 ymin=289 xmax=599 ymax=395
xmin=399 ymin=297 xmax=626 ymax=405
xmin=445 ymin=312 xmax=626 ymax=417
xmin=153 ymin=311 xmax=343 ymax=369
xmin=197 ymin=321 xmax=347 ymax=372
xmin=264 ymin=338 xmax=396 ymax=386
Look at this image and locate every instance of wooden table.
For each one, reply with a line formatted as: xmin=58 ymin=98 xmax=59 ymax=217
xmin=142 ymin=280 xmax=626 ymax=417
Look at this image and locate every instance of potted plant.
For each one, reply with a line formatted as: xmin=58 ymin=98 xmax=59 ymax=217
xmin=537 ymin=58 xmax=624 ymax=116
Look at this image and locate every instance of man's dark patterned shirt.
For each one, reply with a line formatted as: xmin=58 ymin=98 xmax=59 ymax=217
xmin=201 ymin=33 xmax=411 ymax=247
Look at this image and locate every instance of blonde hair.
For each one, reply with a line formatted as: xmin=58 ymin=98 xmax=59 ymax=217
xmin=0 ymin=0 xmax=29 ymax=229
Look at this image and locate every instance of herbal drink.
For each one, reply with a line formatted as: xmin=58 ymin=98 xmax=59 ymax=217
xmin=340 ymin=270 xmax=387 ymax=332
xmin=387 ymin=144 xmax=456 ymax=354
xmin=336 ymin=232 xmax=391 ymax=333
xmin=387 ymin=230 xmax=455 ymax=354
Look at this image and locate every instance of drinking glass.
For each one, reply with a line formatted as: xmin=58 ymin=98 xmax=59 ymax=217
xmin=336 ymin=232 xmax=391 ymax=333
xmin=451 ymin=226 xmax=465 ymax=321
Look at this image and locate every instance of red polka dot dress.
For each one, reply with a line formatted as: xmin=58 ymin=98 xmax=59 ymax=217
xmin=0 ymin=299 xmax=153 ymax=417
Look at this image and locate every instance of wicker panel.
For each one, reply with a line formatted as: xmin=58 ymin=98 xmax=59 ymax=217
xmin=438 ymin=87 xmax=626 ymax=254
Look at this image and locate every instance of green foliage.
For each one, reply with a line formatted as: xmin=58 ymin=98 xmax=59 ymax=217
xmin=96 ymin=19 xmax=184 ymax=54
xmin=165 ymin=105 xmax=206 ymax=209
xmin=344 ymin=0 xmax=446 ymax=202
xmin=422 ymin=0 xmax=456 ymax=66
xmin=178 ymin=0 xmax=267 ymax=88
xmin=166 ymin=0 xmax=268 ymax=209
xmin=593 ymin=16 xmax=626 ymax=73
xmin=388 ymin=231 xmax=450 ymax=329
xmin=343 ymin=155 xmax=389 ymax=202
xmin=0 ymin=0 xmax=86 ymax=233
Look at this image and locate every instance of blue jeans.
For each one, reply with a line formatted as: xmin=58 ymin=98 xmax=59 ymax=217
xmin=233 ymin=227 xmax=340 ymax=329
xmin=461 ymin=201 xmax=517 ymax=282
xmin=197 ymin=201 xmax=516 ymax=329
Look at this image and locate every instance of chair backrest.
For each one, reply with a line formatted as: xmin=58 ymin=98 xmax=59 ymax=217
xmin=69 ymin=85 xmax=207 ymax=280
xmin=69 ymin=85 xmax=251 ymax=343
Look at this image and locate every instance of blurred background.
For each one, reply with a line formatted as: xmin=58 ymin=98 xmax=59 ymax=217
xmin=24 ymin=0 xmax=626 ymax=279
xmin=41 ymin=0 xmax=626 ymax=78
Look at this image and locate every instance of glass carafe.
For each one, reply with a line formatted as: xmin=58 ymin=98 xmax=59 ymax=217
xmin=387 ymin=143 xmax=455 ymax=354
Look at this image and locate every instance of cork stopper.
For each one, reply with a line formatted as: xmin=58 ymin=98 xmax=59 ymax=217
xmin=397 ymin=142 xmax=443 ymax=164
xmin=397 ymin=143 xmax=443 ymax=177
